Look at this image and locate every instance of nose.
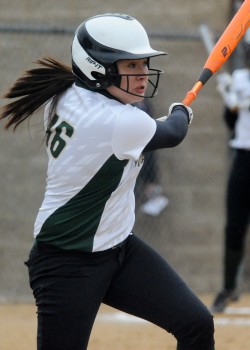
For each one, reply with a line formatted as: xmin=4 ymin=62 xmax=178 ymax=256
xmin=136 ymin=75 xmax=145 ymax=81
xmin=136 ymin=66 xmax=148 ymax=79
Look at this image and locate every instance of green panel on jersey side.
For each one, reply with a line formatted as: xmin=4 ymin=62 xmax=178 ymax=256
xmin=36 ymin=155 xmax=128 ymax=252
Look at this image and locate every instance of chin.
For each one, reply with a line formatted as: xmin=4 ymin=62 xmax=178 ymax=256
xmin=130 ymin=95 xmax=144 ymax=104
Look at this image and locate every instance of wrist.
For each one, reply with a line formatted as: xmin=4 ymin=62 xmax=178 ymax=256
xmin=170 ymin=103 xmax=193 ymax=125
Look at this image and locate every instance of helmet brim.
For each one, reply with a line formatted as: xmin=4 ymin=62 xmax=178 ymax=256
xmin=88 ymin=47 xmax=167 ymax=64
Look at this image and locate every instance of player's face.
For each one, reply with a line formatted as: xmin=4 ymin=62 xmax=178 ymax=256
xmin=107 ymin=59 xmax=149 ymax=104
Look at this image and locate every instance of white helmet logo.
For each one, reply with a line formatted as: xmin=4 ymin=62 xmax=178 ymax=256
xmin=86 ymin=57 xmax=103 ymax=70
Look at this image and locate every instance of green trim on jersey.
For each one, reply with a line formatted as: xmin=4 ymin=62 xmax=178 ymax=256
xmin=36 ymin=155 xmax=128 ymax=251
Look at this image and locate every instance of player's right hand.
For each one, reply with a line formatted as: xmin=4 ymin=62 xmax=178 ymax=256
xmin=168 ymin=103 xmax=193 ymax=125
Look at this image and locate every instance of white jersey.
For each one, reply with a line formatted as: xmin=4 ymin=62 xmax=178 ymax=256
xmin=34 ymin=84 xmax=156 ymax=252
xmin=228 ymin=68 xmax=250 ymax=150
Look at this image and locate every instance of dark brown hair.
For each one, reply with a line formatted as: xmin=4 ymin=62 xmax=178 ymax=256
xmin=0 ymin=57 xmax=75 ymax=130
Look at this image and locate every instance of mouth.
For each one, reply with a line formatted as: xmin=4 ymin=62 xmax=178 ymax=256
xmin=134 ymin=85 xmax=146 ymax=95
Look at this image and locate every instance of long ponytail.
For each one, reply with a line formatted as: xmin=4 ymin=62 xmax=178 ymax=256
xmin=0 ymin=57 xmax=75 ymax=130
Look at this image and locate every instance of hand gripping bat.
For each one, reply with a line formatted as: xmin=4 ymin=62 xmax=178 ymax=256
xmin=182 ymin=0 xmax=250 ymax=106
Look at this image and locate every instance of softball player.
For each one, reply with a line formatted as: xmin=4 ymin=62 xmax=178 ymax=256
xmin=211 ymin=36 xmax=250 ymax=313
xmin=0 ymin=13 xmax=215 ymax=350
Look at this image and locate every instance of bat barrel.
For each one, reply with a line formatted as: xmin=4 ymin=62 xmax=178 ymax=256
xmin=182 ymin=0 xmax=250 ymax=106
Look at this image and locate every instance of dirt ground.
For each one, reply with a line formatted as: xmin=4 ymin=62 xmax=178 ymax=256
xmin=1 ymin=294 xmax=250 ymax=350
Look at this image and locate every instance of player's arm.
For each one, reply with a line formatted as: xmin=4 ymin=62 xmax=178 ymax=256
xmin=144 ymin=103 xmax=193 ymax=152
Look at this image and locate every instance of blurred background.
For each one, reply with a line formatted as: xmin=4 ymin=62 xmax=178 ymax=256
xmin=0 ymin=0 xmax=249 ymax=302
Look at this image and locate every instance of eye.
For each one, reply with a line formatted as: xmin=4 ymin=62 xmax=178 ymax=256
xmin=128 ymin=62 xmax=136 ymax=68
xmin=127 ymin=60 xmax=148 ymax=69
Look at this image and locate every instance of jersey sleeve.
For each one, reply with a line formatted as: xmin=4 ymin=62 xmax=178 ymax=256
xmin=112 ymin=105 xmax=156 ymax=161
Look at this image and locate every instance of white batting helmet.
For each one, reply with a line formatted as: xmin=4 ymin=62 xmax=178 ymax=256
xmin=71 ymin=13 xmax=166 ymax=97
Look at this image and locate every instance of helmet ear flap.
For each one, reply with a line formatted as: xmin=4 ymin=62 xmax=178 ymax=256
xmin=108 ymin=73 xmax=122 ymax=88
xmin=91 ymin=64 xmax=121 ymax=89
xmin=106 ymin=62 xmax=122 ymax=88
xmin=90 ymin=71 xmax=107 ymax=88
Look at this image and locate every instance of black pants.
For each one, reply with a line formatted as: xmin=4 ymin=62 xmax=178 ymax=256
xmin=25 ymin=235 xmax=214 ymax=350
xmin=224 ymin=149 xmax=250 ymax=289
